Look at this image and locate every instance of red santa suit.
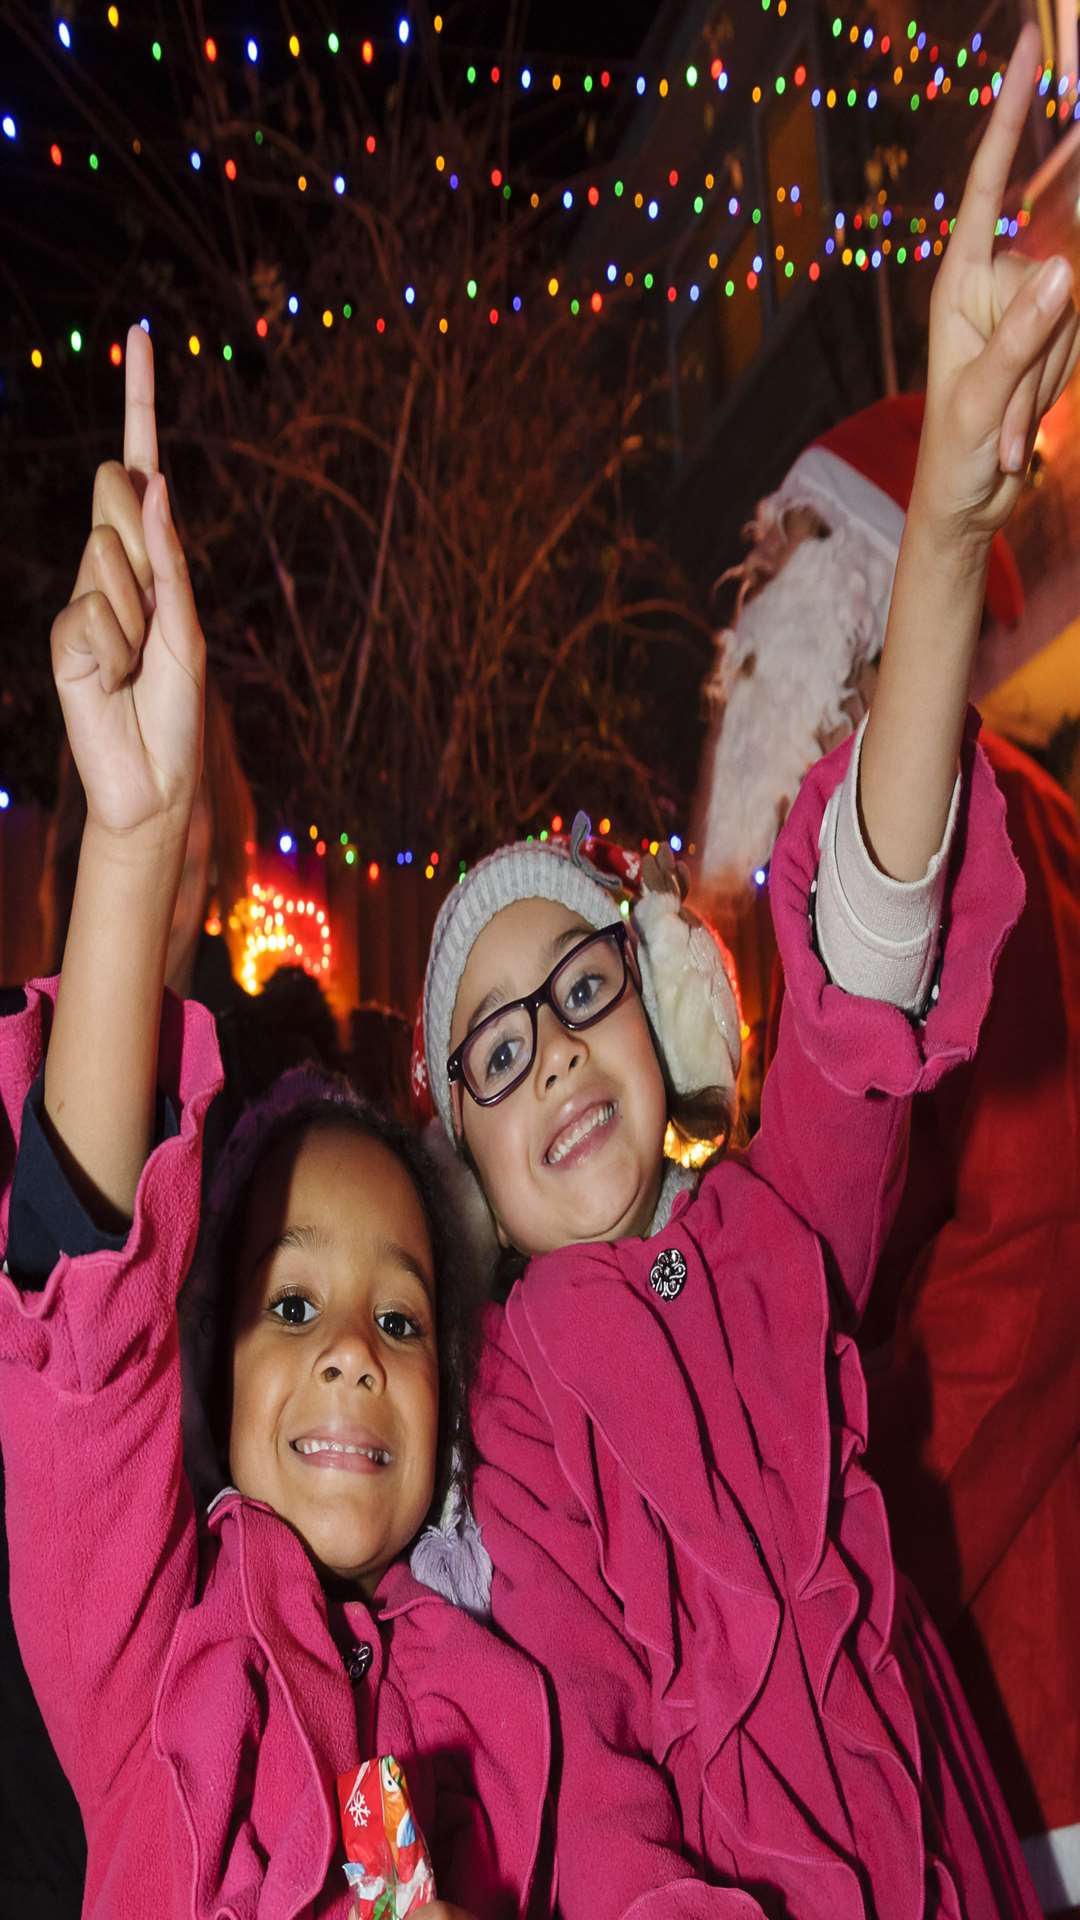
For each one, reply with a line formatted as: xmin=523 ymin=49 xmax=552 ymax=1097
xmin=697 ymin=394 xmax=1080 ymax=1914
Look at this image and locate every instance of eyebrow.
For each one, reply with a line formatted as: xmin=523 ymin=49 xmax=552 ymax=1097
xmin=251 ymin=1224 xmax=433 ymax=1302
xmin=375 ymin=1238 xmax=435 ymax=1302
xmin=465 ymin=924 xmax=591 ymax=1034
xmin=251 ymin=1221 xmax=328 ymax=1274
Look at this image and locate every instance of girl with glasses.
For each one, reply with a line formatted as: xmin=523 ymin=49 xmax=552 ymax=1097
xmin=409 ymin=34 xmax=1074 ymax=1920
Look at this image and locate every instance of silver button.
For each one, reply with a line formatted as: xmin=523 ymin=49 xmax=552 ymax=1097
xmin=649 ymin=1248 xmax=687 ymax=1301
xmin=345 ymin=1642 xmax=373 ymax=1682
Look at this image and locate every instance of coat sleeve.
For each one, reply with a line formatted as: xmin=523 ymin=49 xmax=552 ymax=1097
xmin=470 ymin=1310 xmax=766 ymax=1920
xmin=0 ymin=980 xmax=222 ymax=1814
xmin=743 ymin=714 xmax=1025 ymax=1326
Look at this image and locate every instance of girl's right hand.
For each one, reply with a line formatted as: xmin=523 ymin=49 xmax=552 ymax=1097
xmin=50 ymin=322 xmax=205 ymax=843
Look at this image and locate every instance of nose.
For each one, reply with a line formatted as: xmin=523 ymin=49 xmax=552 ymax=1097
xmin=315 ymin=1314 xmax=387 ymax=1393
xmin=535 ymin=1002 xmax=588 ymax=1094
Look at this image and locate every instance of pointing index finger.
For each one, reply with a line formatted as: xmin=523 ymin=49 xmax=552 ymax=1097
xmin=123 ymin=322 xmax=159 ymax=482
xmin=949 ymin=23 xmax=1040 ymax=269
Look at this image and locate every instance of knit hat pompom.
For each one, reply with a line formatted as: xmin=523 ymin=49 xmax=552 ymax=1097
xmin=415 ymin=815 xmax=741 ymax=1149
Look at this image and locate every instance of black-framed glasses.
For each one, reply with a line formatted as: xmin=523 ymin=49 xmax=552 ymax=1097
xmin=447 ymin=921 xmax=638 ymax=1108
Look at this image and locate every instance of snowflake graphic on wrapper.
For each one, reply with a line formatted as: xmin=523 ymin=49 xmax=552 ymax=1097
xmin=344 ymin=1777 xmax=371 ymax=1829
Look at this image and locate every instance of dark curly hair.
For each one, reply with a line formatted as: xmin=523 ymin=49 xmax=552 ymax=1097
xmin=182 ymin=1067 xmax=481 ymax=1539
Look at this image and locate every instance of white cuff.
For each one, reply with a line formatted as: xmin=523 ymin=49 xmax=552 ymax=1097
xmin=814 ymin=716 xmax=959 ymax=1014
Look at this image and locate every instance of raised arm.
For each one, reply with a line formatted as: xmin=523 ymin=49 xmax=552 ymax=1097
xmin=860 ymin=23 xmax=1078 ymax=880
xmin=0 ymin=325 xmax=214 ymax=1812
xmin=44 ymin=322 xmax=204 ymax=1223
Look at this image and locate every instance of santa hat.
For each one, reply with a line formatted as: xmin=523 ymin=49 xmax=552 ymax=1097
xmin=774 ymin=393 xmax=1023 ymax=628
xmin=697 ymin=392 xmax=1024 ymax=892
xmin=412 ymin=812 xmax=741 ymax=1147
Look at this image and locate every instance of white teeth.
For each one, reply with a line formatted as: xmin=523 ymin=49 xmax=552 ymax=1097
xmin=546 ymin=1102 xmax=615 ymax=1165
xmin=293 ymin=1439 xmax=391 ymax=1464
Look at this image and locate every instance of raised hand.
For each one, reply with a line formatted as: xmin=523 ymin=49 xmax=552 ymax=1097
xmin=50 ymin=322 xmax=205 ymax=840
xmin=918 ymin=22 xmax=1079 ymax=538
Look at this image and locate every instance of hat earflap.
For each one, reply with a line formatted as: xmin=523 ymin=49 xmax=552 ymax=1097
xmin=633 ymin=883 xmax=742 ymax=1105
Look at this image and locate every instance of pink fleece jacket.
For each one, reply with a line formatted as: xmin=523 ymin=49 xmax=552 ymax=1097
xmin=0 ymin=988 xmax=553 ymax=1920
xmin=469 ymin=721 xmax=1041 ymax=1920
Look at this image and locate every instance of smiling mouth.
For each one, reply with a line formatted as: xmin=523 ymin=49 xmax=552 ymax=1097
xmin=545 ymin=1101 xmax=617 ymax=1167
xmin=291 ymin=1439 xmax=393 ymax=1466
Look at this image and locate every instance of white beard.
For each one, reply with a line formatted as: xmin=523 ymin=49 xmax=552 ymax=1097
xmin=697 ymin=525 xmax=895 ymax=895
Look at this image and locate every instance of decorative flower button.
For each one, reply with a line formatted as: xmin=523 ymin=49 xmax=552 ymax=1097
xmin=345 ymin=1642 xmax=373 ymax=1682
xmin=649 ymin=1247 xmax=688 ymax=1301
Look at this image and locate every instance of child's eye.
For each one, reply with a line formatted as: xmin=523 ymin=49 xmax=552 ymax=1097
xmin=376 ymin=1309 xmax=424 ymax=1342
xmin=481 ymin=1026 xmax=528 ymax=1087
xmin=268 ymin=1290 xmax=319 ymax=1327
xmin=487 ymin=1035 xmax=524 ymax=1080
xmin=563 ymin=968 xmax=605 ymax=1013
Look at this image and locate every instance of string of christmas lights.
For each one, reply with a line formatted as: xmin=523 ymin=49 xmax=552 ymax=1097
xmin=2 ymin=5 xmax=1071 ymax=372
xmin=6 ymin=27 xmax=1056 ymax=195
xmin=7 ymin=178 xmax=1040 ymax=376
xmin=26 ymin=6 xmax=1076 ymax=106
xmin=266 ymin=814 xmax=697 ymax=883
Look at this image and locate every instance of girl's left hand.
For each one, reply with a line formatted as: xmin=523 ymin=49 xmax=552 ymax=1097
xmin=917 ymin=21 xmax=1079 ymax=540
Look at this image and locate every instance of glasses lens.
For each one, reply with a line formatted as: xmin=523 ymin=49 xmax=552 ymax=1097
xmin=553 ymin=930 xmax=625 ymax=1026
xmin=462 ymin=1002 xmax=534 ymax=1101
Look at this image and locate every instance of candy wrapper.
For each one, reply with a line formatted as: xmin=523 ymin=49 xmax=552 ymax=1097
xmin=337 ymin=1755 xmax=436 ymax=1920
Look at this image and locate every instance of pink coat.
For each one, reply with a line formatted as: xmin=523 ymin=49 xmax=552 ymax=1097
xmin=0 ymin=986 xmax=553 ymax=1920
xmin=470 ymin=724 xmax=1042 ymax=1920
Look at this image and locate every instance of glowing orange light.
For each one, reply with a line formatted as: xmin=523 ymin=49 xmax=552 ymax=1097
xmin=225 ymin=157 xmax=237 ymax=180
xmin=256 ymin=317 xmax=269 ymax=338
xmin=365 ymin=134 xmax=376 ymax=153
xmin=591 ymin=291 xmax=603 ymax=312
xmin=109 ymin=341 xmax=123 ymax=366
xmin=50 ymin=143 xmax=62 ymax=166
xmin=204 ymin=36 xmax=217 ymax=61
xmin=362 ymin=39 xmax=374 ymax=63
xmin=551 ymin=815 xmax=564 ymax=833
xmin=368 ymin=862 xmax=380 ymax=882
xmin=598 ymin=817 xmax=611 ymax=836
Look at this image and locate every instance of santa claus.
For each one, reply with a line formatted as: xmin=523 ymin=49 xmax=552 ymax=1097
xmin=697 ymin=392 xmax=1080 ymax=1917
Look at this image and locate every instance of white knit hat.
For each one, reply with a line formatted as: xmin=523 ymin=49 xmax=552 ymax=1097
xmin=414 ymin=814 xmax=741 ymax=1145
